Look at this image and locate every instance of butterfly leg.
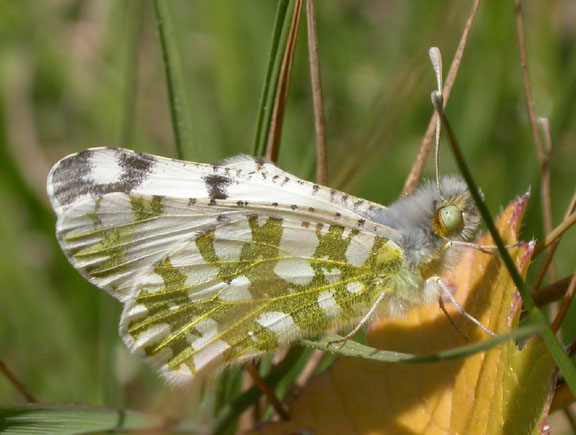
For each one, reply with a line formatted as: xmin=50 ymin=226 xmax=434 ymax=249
xmin=438 ymin=297 xmax=469 ymax=342
xmin=327 ymin=290 xmax=388 ymax=346
xmin=434 ymin=277 xmax=496 ymax=337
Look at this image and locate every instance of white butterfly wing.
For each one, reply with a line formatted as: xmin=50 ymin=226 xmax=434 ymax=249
xmin=47 ymin=148 xmax=403 ymax=385
xmin=48 ymin=148 xmax=386 ymax=220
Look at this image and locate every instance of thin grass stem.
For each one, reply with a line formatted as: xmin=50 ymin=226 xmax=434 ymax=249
xmin=306 ymin=0 xmax=328 ymax=185
xmin=434 ymin=99 xmax=576 ymax=398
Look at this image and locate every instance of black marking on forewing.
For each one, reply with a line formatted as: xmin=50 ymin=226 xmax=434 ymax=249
xmin=51 ymin=149 xmax=156 ymax=206
xmin=203 ymin=174 xmax=232 ymax=200
xmin=254 ymin=157 xmax=268 ymax=167
xmin=91 ymin=151 xmax=156 ymax=197
xmin=50 ymin=150 xmax=93 ymax=205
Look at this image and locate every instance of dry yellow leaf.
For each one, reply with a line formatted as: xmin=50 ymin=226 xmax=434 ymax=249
xmin=257 ymin=194 xmax=556 ymax=435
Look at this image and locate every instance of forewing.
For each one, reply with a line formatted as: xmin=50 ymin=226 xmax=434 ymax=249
xmin=48 ymin=148 xmax=387 ymax=220
xmin=47 ymin=148 xmax=402 ymax=385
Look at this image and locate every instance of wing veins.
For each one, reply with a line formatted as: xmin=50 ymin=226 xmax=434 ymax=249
xmin=148 ymin=271 xmax=378 ymax=364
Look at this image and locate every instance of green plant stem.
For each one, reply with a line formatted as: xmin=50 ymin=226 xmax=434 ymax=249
xmin=253 ymin=0 xmax=294 ymax=158
xmin=301 ymin=325 xmax=542 ymax=363
xmin=436 ymin=101 xmax=576 ymax=397
xmin=153 ymin=0 xmax=188 ymax=159
xmin=120 ymin=0 xmax=146 ymax=148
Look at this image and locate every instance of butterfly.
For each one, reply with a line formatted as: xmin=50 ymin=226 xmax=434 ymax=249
xmin=47 ymin=147 xmax=480 ymax=386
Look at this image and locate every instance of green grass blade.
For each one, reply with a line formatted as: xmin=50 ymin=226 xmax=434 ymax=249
xmin=214 ymin=324 xmax=541 ymax=433
xmin=439 ymin=107 xmax=576 ymax=397
xmin=119 ymin=0 xmax=146 ymax=148
xmin=300 ymin=324 xmax=543 ymax=363
xmin=0 ymin=404 xmax=173 ymax=434
xmin=252 ymin=0 xmax=293 ymax=158
xmin=153 ymin=0 xmax=194 ymax=159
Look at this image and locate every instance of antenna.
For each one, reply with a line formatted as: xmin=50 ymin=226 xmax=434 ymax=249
xmin=429 ymin=47 xmax=445 ymax=201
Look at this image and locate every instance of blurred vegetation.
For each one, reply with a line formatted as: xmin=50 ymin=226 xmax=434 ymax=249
xmin=1 ymin=0 xmax=575 ymax=432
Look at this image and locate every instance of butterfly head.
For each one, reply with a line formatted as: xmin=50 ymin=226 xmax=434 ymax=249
xmin=430 ymin=176 xmax=480 ymax=242
xmin=367 ymin=175 xmax=480 ymax=271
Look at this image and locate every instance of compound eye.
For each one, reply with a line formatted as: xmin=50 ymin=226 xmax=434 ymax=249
xmin=439 ymin=205 xmax=463 ymax=233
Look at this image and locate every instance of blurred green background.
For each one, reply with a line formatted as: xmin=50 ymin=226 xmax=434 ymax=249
xmin=1 ymin=0 xmax=575 ymax=429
